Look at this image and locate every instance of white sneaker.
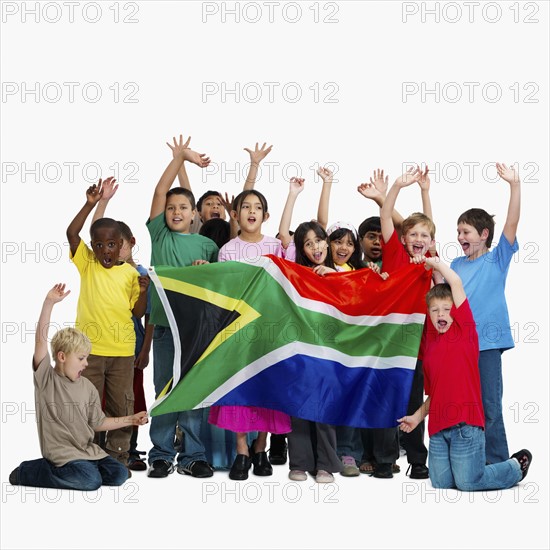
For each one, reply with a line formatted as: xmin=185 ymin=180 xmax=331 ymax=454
xmin=288 ymin=470 xmax=307 ymax=481
xmin=316 ymin=470 xmax=334 ymax=483
xmin=340 ymin=455 xmax=360 ymax=477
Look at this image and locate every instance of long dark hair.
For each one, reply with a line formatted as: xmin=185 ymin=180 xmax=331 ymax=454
xmin=328 ymin=227 xmax=363 ymax=270
xmin=293 ymin=221 xmax=335 ymax=269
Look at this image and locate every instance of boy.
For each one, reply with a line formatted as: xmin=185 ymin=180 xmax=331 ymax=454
xmin=66 ymin=180 xmax=149 ymax=466
xmin=358 ymin=216 xmax=383 ymax=266
xmin=355 ymin=166 xmax=434 ymax=479
xmin=450 ymin=163 xmax=520 ymax=464
xmin=9 ymin=284 xmax=148 ymax=490
xmin=147 ymin=136 xmax=218 ymax=479
xmin=398 ymin=258 xmax=531 ymax=490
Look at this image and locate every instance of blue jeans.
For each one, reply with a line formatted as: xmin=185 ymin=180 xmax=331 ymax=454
xmin=429 ymin=423 xmax=521 ymax=491
xmin=479 ymin=349 xmax=509 ymax=463
xmin=149 ymin=327 xmax=207 ymax=468
xmin=336 ymin=426 xmax=362 ymax=463
xmin=18 ymin=456 xmax=128 ymax=491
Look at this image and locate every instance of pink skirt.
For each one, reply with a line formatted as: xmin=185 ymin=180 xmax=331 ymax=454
xmin=208 ymin=405 xmax=291 ymax=434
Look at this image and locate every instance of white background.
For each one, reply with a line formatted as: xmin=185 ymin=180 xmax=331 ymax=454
xmin=1 ymin=1 xmax=548 ymax=549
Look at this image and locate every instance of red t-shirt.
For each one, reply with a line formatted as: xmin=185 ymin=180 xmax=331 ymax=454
xmin=423 ymin=300 xmax=485 ymax=437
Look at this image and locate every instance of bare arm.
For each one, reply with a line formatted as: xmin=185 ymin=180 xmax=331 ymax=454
xmin=380 ymin=166 xmax=421 ymax=244
xmin=398 ymin=396 xmax=431 ymax=432
xmin=316 ymin=167 xmax=333 ymax=229
xmin=424 ymin=257 xmax=466 ymax=307
xmin=134 ymin=317 xmax=153 ymax=370
xmin=243 ymin=142 xmax=272 ymax=190
xmin=91 ymin=177 xmax=119 ymax=224
xmin=66 ymin=182 xmax=104 ymax=256
xmin=151 ymin=135 xmax=210 ymax=220
xmin=34 ymin=284 xmax=71 ymax=368
xmin=131 ymin=276 xmax=150 ymax=319
xmin=497 ymin=163 xmax=521 ymax=246
xmin=279 ymin=177 xmax=304 ymax=247
xmin=95 ymin=411 xmax=148 ymax=432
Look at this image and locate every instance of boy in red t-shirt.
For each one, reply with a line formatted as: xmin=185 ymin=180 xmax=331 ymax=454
xmin=398 ymin=257 xmax=531 ymax=490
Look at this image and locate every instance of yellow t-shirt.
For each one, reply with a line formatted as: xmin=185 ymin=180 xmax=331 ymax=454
xmin=337 ymin=263 xmax=354 ymax=272
xmin=71 ymin=240 xmax=140 ymax=356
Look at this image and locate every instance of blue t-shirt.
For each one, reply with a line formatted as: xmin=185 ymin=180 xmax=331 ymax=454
xmin=451 ymin=232 xmax=518 ymax=352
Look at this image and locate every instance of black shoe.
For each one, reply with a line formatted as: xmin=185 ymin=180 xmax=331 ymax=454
xmin=511 ymin=449 xmax=532 ymax=480
xmin=9 ymin=467 xmax=20 ymax=485
xmin=147 ymin=459 xmax=175 ymax=478
xmin=249 ymin=439 xmax=273 ymax=476
xmin=128 ymin=451 xmax=147 ymax=472
xmin=373 ymin=463 xmax=393 ymax=479
xmin=251 ymin=451 xmax=273 ymax=476
xmin=268 ymin=434 xmax=288 ymax=465
xmin=407 ymin=463 xmax=429 ymax=479
xmin=177 ymin=460 xmax=214 ymax=478
xmin=229 ymin=454 xmax=251 ymax=481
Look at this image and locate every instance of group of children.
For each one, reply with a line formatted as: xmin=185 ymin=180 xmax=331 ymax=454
xmin=9 ymin=134 xmax=532 ymax=492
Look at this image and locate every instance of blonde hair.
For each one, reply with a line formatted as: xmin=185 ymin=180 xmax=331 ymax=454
xmin=401 ymin=212 xmax=436 ymax=239
xmin=51 ymin=328 xmax=91 ymax=358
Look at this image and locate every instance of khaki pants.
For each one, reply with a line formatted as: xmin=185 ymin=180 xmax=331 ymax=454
xmin=83 ymin=355 xmax=135 ymax=465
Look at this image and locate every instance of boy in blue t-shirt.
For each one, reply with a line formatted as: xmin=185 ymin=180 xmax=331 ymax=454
xmin=450 ymin=163 xmax=520 ymax=464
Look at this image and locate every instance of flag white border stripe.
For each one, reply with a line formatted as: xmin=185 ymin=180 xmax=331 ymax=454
xmin=197 ymin=341 xmax=417 ymax=408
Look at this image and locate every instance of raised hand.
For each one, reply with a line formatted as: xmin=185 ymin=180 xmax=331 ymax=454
xmin=86 ymin=181 xmax=104 ymax=205
xmin=370 ymin=168 xmax=389 ymax=196
xmin=221 ymin=192 xmax=235 ymax=215
xmin=417 ymin=165 xmax=430 ymax=191
xmin=166 ymin=134 xmax=192 ymax=158
xmin=395 ymin=165 xmax=422 ymax=188
xmin=357 ymin=182 xmax=383 ymax=201
xmin=289 ymin=176 xmax=305 ymax=195
xmin=45 ymin=283 xmax=71 ymax=304
xmin=496 ymin=163 xmax=519 ymax=185
xmin=99 ymin=176 xmax=119 ymax=201
xmin=317 ymin=167 xmax=333 ymax=184
xmin=244 ymin=142 xmax=273 ymax=165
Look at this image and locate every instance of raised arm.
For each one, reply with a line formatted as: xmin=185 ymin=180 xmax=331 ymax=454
xmin=279 ymin=177 xmax=305 ymax=248
xmin=34 ymin=284 xmax=71 ymax=369
xmin=316 ymin=167 xmax=333 ymax=229
xmin=418 ymin=166 xmax=432 ymax=221
xmin=243 ymin=142 xmax=273 ymax=190
xmin=66 ymin=181 xmax=104 ymax=256
xmin=497 ymin=163 xmax=521 ymax=246
xmin=424 ymin=257 xmax=466 ymax=308
xmin=91 ymin=177 xmax=119 ymax=224
xmin=357 ymin=169 xmax=405 ymax=234
xmin=380 ymin=166 xmax=421 ymax=243
xmin=150 ymin=136 xmax=210 ymax=220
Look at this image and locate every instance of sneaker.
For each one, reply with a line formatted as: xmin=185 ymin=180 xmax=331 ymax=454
xmin=511 ymin=449 xmax=533 ymax=480
xmin=373 ymin=463 xmax=393 ymax=479
xmin=288 ymin=470 xmax=307 ymax=481
xmin=407 ymin=463 xmax=429 ymax=479
xmin=177 ymin=460 xmax=214 ymax=478
xmin=268 ymin=434 xmax=288 ymax=465
xmin=340 ymin=456 xmax=360 ymax=477
xmin=316 ymin=470 xmax=334 ymax=483
xmin=147 ymin=459 xmax=175 ymax=478
xmin=9 ymin=467 xmax=20 ymax=485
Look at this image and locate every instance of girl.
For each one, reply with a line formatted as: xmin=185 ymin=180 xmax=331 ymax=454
xmin=326 ymin=221 xmax=363 ymax=271
xmin=208 ymin=190 xmax=292 ymax=481
xmin=286 ymin=220 xmax=342 ymax=483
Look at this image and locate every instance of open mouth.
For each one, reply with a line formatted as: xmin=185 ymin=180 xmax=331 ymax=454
xmin=102 ymin=257 xmax=113 ymax=267
xmin=210 ymin=212 xmax=220 ymax=218
xmin=412 ymin=244 xmax=424 ymax=254
xmin=247 ymin=216 xmax=256 ymax=223
xmin=437 ymin=320 xmax=448 ymax=331
xmin=461 ymin=242 xmax=470 ymax=252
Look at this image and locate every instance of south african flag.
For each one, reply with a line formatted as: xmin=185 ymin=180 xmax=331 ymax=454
xmin=149 ymin=256 xmax=430 ymax=428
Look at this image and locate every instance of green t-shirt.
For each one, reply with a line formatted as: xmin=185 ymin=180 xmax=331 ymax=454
xmin=147 ymin=213 xmax=218 ymax=326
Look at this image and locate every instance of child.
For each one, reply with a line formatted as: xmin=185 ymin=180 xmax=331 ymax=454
xmin=147 ymin=136 xmax=219 ymax=479
xmin=91 ymin=179 xmax=153 ymax=471
xmin=66 ymin=180 xmax=149 ymax=467
xmin=357 ymin=165 xmax=434 ymax=479
xmin=358 ymin=216 xmax=383 ymax=266
xmin=326 ymin=222 xmax=363 ymax=271
xmin=208 ymin=189 xmax=292 ymax=480
xmin=9 ymin=284 xmax=148 ymax=490
xmin=286 ymin=221 xmax=342 ymax=483
xmin=398 ymin=258 xmax=531 ymax=490
xmin=450 ymin=163 xmax=521 ymax=464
